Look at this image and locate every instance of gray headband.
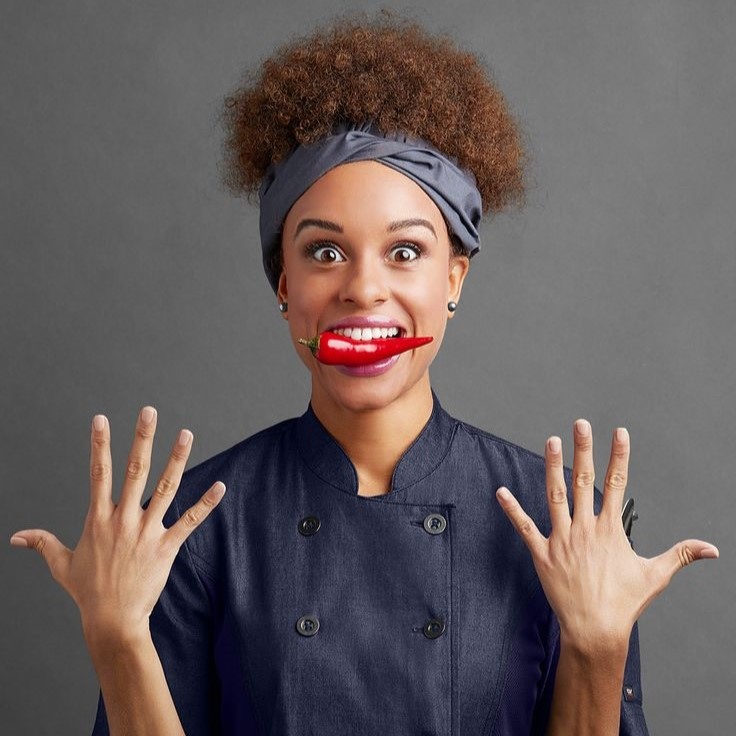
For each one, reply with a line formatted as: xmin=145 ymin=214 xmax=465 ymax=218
xmin=258 ymin=122 xmax=483 ymax=294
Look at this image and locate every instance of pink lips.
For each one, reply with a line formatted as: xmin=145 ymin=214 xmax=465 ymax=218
xmin=335 ymin=353 xmax=401 ymax=377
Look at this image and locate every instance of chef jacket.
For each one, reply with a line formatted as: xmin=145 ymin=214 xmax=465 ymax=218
xmin=92 ymin=390 xmax=649 ymax=735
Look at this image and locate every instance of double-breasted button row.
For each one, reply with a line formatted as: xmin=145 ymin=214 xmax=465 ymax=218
xmin=297 ymin=615 xmax=446 ymax=640
xmin=300 ymin=513 xmax=447 ymax=536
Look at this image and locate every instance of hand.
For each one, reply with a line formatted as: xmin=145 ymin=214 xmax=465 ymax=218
xmin=10 ymin=407 xmax=226 ymax=643
xmin=495 ymin=419 xmax=718 ymax=654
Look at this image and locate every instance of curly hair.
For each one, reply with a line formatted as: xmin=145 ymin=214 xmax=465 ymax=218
xmin=220 ymin=11 xmax=527 ymax=273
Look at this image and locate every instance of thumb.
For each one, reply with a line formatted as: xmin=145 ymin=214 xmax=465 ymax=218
xmin=10 ymin=529 xmax=73 ymax=584
xmin=650 ymin=538 xmax=719 ymax=588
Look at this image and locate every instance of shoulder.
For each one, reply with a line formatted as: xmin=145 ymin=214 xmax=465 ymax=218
xmin=164 ymin=416 xmax=298 ymax=515
xmin=442 ymin=410 xmax=587 ymax=527
xmin=450 ymin=413 xmax=550 ymax=482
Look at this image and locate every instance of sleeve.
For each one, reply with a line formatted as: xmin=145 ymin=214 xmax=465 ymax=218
xmin=618 ymin=620 xmax=649 ymax=735
xmin=90 ymin=494 xmax=221 ymax=735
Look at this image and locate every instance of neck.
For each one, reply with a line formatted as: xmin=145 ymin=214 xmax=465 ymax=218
xmin=309 ymin=376 xmax=434 ymax=496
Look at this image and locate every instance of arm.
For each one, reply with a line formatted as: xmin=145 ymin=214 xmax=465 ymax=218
xmin=496 ymin=419 xmax=718 ymax=735
xmin=86 ymin=626 xmax=185 ymax=735
xmin=9 ymin=407 xmax=225 ymax=736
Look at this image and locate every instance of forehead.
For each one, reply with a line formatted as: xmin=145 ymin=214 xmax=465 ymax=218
xmin=283 ymin=160 xmax=445 ymax=231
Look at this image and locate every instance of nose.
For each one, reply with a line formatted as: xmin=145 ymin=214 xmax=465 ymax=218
xmin=338 ymin=254 xmax=390 ymax=307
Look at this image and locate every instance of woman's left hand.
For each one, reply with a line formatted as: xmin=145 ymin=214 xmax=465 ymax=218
xmin=496 ymin=419 xmax=719 ymax=654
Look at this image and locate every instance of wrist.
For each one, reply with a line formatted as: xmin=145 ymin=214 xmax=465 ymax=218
xmin=81 ymin=614 xmax=152 ymax=658
xmin=559 ymin=628 xmax=630 ymax=669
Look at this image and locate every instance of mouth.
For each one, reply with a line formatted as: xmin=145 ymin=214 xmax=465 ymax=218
xmin=327 ymin=326 xmax=406 ymax=340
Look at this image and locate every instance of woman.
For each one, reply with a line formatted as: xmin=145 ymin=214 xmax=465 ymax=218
xmin=10 ymin=14 xmax=718 ymax=735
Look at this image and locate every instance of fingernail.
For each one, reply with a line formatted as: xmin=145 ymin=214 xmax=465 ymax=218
xmin=178 ymin=429 xmax=192 ymax=446
xmin=213 ymin=482 xmax=226 ymax=496
xmin=141 ymin=406 xmax=156 ymax=424
xmin=93 ymin=415 xmax=106 ymax=431
xmin=496 ymin=487 xmax=511 ymax=501
xmin=700 ymin=547 xmax=719 ymax=559
xmin=575 ymin=419 xmax=590 ymax=436
xmin=10 ymin=535 xmax=28 ymax=548
xmin=547 ymin=436 xmax=561 ymax=453
xmin=616 ymin=427 xmax=628 ymax=442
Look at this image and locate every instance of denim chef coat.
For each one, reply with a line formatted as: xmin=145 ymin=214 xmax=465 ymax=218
xmin=92 ymin=390 xmax=649 ymax=735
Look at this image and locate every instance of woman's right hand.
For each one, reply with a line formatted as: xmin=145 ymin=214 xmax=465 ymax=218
xmin=10 ymin=406 xmax=226 ymax=645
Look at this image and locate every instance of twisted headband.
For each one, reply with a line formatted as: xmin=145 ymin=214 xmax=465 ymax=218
xmin=258 ymin=122 xmax=483 ymax=294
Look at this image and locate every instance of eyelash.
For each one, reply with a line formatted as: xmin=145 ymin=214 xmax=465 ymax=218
xmin=304 ymin=241 xmax=425 ymax=263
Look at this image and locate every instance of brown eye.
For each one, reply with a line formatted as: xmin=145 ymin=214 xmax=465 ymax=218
xmin=308 ymin=244 xmax=345 ymax=263
xmin=390 ymin=244 xmax=421 ymax=262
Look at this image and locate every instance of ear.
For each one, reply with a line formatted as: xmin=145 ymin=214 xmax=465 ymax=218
xmin=447 ymin=255 xmax=470 ymax=318
xmin=277 ymin=271 xmax=288 ymax=319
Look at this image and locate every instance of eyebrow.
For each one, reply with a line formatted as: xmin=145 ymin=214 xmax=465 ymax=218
xmin=387 ymin=218 xmax=436 ymax=239
xmin=294 ymin=217 xmax=437 ymax=240
xmin=294 ymin=218 xmax=344 ymax=238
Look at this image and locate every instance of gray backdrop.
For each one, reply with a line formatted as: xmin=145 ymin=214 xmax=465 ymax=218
xmin=2 ymin=0 xmax=734 ymax=733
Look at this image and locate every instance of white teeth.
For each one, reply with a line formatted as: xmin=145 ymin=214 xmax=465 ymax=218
xmin=331 ymin=326 xmax=402 ymax=340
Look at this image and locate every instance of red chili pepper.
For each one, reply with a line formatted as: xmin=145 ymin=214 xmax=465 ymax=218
xmin=298 ymin=331 xmax=433 ymax=366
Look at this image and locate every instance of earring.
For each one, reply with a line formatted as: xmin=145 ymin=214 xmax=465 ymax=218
xmin=279 ymin=302 xmax=288 ymax=313
xmin=447 ymin=301 xmax=457 ymax=312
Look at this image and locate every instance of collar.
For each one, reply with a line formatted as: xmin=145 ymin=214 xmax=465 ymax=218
xmin=295 ymin=390 xmax=457 ymax=497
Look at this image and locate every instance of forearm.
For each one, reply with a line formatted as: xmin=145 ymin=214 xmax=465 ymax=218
xmin=547 ymin=635 xmax=628 ymax=736
xmin=86 ymin=626 xmax=184 ymax=736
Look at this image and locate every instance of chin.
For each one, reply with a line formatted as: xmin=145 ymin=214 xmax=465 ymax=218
xmin=315 ymin=371 xmax=416 ymax=414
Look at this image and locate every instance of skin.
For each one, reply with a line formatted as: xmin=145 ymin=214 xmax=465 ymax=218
xmin=10 ymin=160 xmax=719 ymax=734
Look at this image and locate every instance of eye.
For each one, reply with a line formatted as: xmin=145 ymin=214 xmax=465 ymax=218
xmin=389 ymin=243 xmax=423 ymax=263
xmin=305 ymin=242 xmax=345 ymax=263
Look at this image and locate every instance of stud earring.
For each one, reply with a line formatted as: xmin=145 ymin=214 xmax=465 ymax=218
xmin=279 ymin=302 xmax=288 ymax=313
xmin=447 ymin=301 xmax=457 ymax=312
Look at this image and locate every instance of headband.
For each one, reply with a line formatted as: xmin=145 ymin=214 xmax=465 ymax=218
xmin=258 ymin=122 xmax=483 ymax=294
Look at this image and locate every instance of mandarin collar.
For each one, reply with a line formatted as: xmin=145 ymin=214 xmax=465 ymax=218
xmin=295 ymin=390 xmax=457 ymax=497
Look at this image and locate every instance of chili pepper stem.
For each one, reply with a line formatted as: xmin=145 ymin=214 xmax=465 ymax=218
xmin=297 ymin=337 xmax=319 ymax=354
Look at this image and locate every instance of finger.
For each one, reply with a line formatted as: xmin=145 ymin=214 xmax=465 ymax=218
xmin=144 ymin=428 xmax=193 ymax=527
xmin=601 ymin=427 xmax=630 ymax=523
xmin=496 ymin=487 xmax=546 ymax=557
xmin=545 ymin=436 xmax=571 ymax=531
xmin=571 ymin=418 xmax=595 ymax=519
xmin=118 ymin=406 xmax=157 ymax=512
xmin=164 ymin=482 xmax=226 ymax=550
xmin=650 ymin=538 xmax=720 ymax=589
xmin=89 ymin=414 xmax=114 ymax=516
xmin=9 ymin=529 xmax=73 ymax=585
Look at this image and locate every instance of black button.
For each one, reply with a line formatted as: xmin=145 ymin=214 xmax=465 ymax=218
xmin=423 ymin=513 xmax=447 ymax=535
xmin=623 ymin=685 xmax=636 ymax=702
xmin=423 ymin=618 xmax=446 ymax=639
xmin=296 ymin=615 xmax=320 ymax=636
xmin=298 ymin=515 xmax=321 ymax=536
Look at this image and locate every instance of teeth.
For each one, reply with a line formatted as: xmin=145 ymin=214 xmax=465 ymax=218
xmin=331 ymin=326 xmax=401 ymax=340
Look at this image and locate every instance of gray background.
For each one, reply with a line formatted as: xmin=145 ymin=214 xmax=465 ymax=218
xmin=2 ymin=0 xmax=734 ymax=733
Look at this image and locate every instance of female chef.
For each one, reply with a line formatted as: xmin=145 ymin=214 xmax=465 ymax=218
xmin=10 ymin=13 xmax=718 ymax=735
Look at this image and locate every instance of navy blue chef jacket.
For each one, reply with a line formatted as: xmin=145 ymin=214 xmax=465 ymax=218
xmin=92 ymin=391 xmax=649 ymax=735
